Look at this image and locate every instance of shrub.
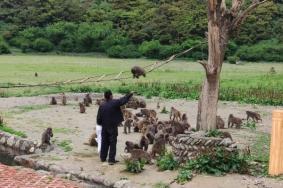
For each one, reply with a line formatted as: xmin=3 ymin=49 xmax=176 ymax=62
xmin=176 ymin=168 xmax=193 ymax=184
xmin=243 ymin=120 xmax=256 ymax=130
xmin=106 ymin=45 xmax=141 ymax=58
xmin=32 ymin=38 xmax=54 ymax=52
xmin=125 ymin=159 xmax=145 ymax=173
xmin=101 ymin=33 xmax=129 ymax=51
xmin=19 ymin=27 xmax=45 ymax=41
xmin=156 ymin=152 xmax=179 ymax=171
xmin=0 ymin=42 xmax=11 ymax=54
xmin=227 ymin=56 xmax=239 ymax=64
xmin=58 ymin=39 xmax=76 ymax=52
xmin=205 ymin=129 xmax=223 ymax=138
xmin=159 ymin=44 xmax=181 ymax=59
xmin=139 ymin=40 xmax=161 ymax=59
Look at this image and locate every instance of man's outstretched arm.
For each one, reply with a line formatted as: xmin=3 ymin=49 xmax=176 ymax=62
xmin=113 ymin=92 xmax=133 ymax=107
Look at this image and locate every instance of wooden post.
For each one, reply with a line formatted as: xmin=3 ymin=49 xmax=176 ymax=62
xmin=269 ymin=110 xmax=283 ymax=176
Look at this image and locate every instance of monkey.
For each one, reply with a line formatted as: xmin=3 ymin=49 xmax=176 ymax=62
xmin=216 ymin=116 xmax=225 ymax=129
xmin=181 ymin=113 xmax=191 ymax=129
xmin=61 ymin=93 xmax=67 ymax=106
xmin=79 ymin=102 xmax=86 ymax=113
xmin=139 ymin=99 xmax=146 ymax=108
xmin=122 ymin=109 xmax=133 ymax=120
xmin=128 ymin=149 xmax=152 ymax=164
xmin=269 ymin=67 xmax=276 ymax=74
xmin=35 ymin=72 xmax=38 ymax=77
xmin=133 ymin=115 xmax=139 ymax=122
xmin=146 ymin=132 xmax=155 ymax=144
xmin=74 ymin=96 xmax=79 ymax=101
xmin=0 ymin=116 xmax=3 ymax=126
xmin=134 ymin=126 xmax=139 ymax=132
xmin=170 ymin=107 xmax=182 ymax=121
xmin=140 ymin=109 xmax=157 ymax=119
xmin=123 ymin=119 xmax=133 ymax=134
xmin=139 ymin=136 xmax=149 ymax=151
xmin=85 ymin=93 xmax=92 ymax=104
xmin=135 ymin=112 xmax=144 ymax=117
xmin=171 ymin=121 xmax=188 ymax=136
xmin=124 ymin=141 xmax=141 ymax=153
xmin=157 ymin=102 xmax=160 ymax=109
xmin=96 ymin=98 xmax=105 ymax=106
xmin=131 ymin=66 xmax=146 ymax=79
xmin=220 ymin=131 xmax=233 ymax=141
xmin=137 ymin=119 xmax=151 ymax=132
xmin=41 ymin=127 xmax=53 ymax=145
xmin=151 ymin=134 xmax=166 ymax=158
xmin=246 ymin=111 xmax=262 ymax=123
xmin=83 ymin=98 xmax=90 ymax=107
xmin=84 ymin=132 xmax=98 ymax=146
xmin=228 ymin=114 xmax=243 ymax=129
xmin=50 ymin=97 xmax=57 ymax=105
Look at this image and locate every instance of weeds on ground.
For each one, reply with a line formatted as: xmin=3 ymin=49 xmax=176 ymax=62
xmin=124 ymin=159 xmax=145 ymax=173
xmin=0 ymin=123 xmax=27 ymax=138
xmin=58 ymin=140 xmax=73 ymax=152
xmin=157 ymin=152 xmax=179 ymax=171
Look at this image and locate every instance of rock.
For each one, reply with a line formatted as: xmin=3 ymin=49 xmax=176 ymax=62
xmin=114 ymin=180 xmax=133 ymax=188
xmin=35 ymin=160 xmax=49 ymax=170
xmin=7 ymin=136 xmax=15 ymax=147
xmin=49 ymin=164 xmax=66 ymax=174
xmin=0 ymin=136 xmax=6 ymax=145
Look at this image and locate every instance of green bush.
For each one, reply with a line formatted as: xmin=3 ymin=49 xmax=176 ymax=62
xmin=139 ymin=40 xmax=161 ymax=59
xmin=101 ymin=33 xmax=129 ymax=51
xmin=159 ymin=44 xmax=181 ymax=59
xmin=58 ymin=39 xmax=76 ymax=52
xmin=205 ymin=129 xmax=223 ymax=138
xmin=157 ymin=152 xmax=179 ymax=171
xmin=243 ymin=120 xmax=256 ymax=130
xmin=125 ymin=159 xmax=145 ymax=173
xmin=19 ymin=27 xmax=45 ymax=41
xmin=32 ymin=38 xmax=54 ymax=52
xmin=236 ymin=39 xmax=283 ymax=62
xmin=176 ymin=168 xmax=193 ymax=184
xmin=106 ymin=45 xmax=141 ymax=58
xmin=0 ymin=42 xmax=11 ymax=54
xmin=227 ymin=56 xmax=239 ymax=64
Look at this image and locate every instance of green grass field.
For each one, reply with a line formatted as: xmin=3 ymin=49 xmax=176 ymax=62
xmin=0 ymin=54 xmax=282 ymax=105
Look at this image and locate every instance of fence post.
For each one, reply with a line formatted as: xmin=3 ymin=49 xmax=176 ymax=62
xmin=269 ymin=110 xmax=283 ymax=176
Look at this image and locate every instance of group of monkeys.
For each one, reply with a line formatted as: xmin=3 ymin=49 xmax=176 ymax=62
xmin=49 ymin=93 xmax=93 ymax=114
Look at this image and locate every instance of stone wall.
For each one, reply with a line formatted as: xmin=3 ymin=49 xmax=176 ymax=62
xmin=0 ymin=131 xmax=39 ymax=154
xmin=169 ymin=131 xmax=237 ymax=162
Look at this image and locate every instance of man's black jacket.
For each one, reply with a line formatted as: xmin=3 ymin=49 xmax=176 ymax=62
xmin=96 ymin=93 xmax=133 ymax=130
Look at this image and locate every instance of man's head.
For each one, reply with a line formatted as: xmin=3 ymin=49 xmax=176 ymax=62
xmin=104 ymin=90 xmax=113 ymax=100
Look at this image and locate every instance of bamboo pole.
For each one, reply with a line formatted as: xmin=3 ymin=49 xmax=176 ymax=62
xmin=269 ymin=109 xmax=283 ymax=176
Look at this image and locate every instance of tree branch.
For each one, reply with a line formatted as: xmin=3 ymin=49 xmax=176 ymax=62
xmin=198 ymin=60 xmax=209 ymax=75
xmin=232 ymin=0 xmax=269 ymax=29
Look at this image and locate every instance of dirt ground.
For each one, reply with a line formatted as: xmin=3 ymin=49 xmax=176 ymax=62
xmin=0 ymin=93 xmax=283 ymax=188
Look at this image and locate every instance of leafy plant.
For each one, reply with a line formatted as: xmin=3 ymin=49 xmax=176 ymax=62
xmin=153 ymin=182 xmax=170 ymax=188
xmin=157 ymin=152 xmax=179 ymax=171
xmin=176 ymin=168 xmax=193 ymax=184
xmin=125 ymin=159 xmax=145 ymax=173
xmin=58 ymin=140 xmax=73 ymax=152
xmin=0 ymin=124 xmax=27 ymax=138
xmin=243 ymin=120 xmax=256 ymax=130
xmin=205 ymin=129 xmax=223 ymax=138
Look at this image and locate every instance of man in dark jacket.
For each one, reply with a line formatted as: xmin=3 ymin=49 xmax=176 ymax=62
xmin=97 ymin=90 xmax=133 ymax=165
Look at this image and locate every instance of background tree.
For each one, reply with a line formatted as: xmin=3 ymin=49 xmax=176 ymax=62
xmin=196 ymin=0 xmax=270 ymax=131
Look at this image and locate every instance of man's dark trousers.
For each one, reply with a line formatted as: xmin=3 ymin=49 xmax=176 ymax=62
xmin=100 ymin=127 xmax=118 ymax=163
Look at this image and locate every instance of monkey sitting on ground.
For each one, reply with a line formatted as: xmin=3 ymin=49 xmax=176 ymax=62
xmin=122 ymin=109 xmax=133 ymax=120
xmin=139 ymin=136 xmax=149 ymax=151
xmin=84 ymin=132 xmax=98 ymax=146
xmin=123 ymin=119 xmax=133 ymax=134
xmin=124 ymin=141 xmax=141 ymax=153
xmin=129 ymin=149 xmax=152 ymax=164
xmin=41 ymin=127 xmax=53 ymax=145
xmin=228 ymin=114 xmax=243 ymax=129
xmin=246 ymin=111 xmax=262 ymax=123
xmin=61 ymin=93 xmax=67 ymax=105
xmin=216 ymin=116 xmax=225 ymax=129
xmin=35 ymin=72 xmax=38 ymax=77
xmin=50 ymin=97 xmax=57 ymax=105
xmin=0 ymin=116 xmax=3 ymax=126
xmin=79 ymin=102 xmax=86 ymax=113
xmin=131 ymin=66 xmax=146 ymax=79
xmin=151 ymin=134 xmax=166 ymax=158
xmin=171 ymin=121 xmax=188 ymax=136
xmin=146 ymin=132 xmax=155 ymax=144
xmin=83 ymin=98 xmax=90 ymax=107
xmin=96 ymin=98 xmax=105 ymax=106
xmin=170 ymin=107 xmax=182 ymax=121
xmin=85 ymin=93 xmax=93 ymax=104
xmin=220 ymin=131 xmax=233 ymax=141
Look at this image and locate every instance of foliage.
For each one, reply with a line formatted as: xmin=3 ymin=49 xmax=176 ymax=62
xmin=153 ymin=182 xmax=170 ymax=188
xmin=58 ymin=140 xmax=73 ymax=152
xmin=156 ymin=152 xmax=179 ymax=171
xmin=106 ymin=45 xmax=141 ymax=58
xmin=227 ymin=56 xmax=239 ymax=64
xmin=32 ymin=38 xmax=54 ymax=52
xmin=176 ymin=148 xmax=249 ymax=184
xmin=0 ymin=42 xmax=11 ymax=54
xmin=205 ymin=129 xmax=223 ymax=138
xmin=139 ymin=40 xmax=161 ymax=59
xmin=236 ymin=39 xmax=283 ymax=62
xmin=125 ymin=159 xmax=145 ymax=173
xmin=0 ymin=124 xmax=27 ymax=138
xmin=243 ymin=120 xmax=257 ymax=130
